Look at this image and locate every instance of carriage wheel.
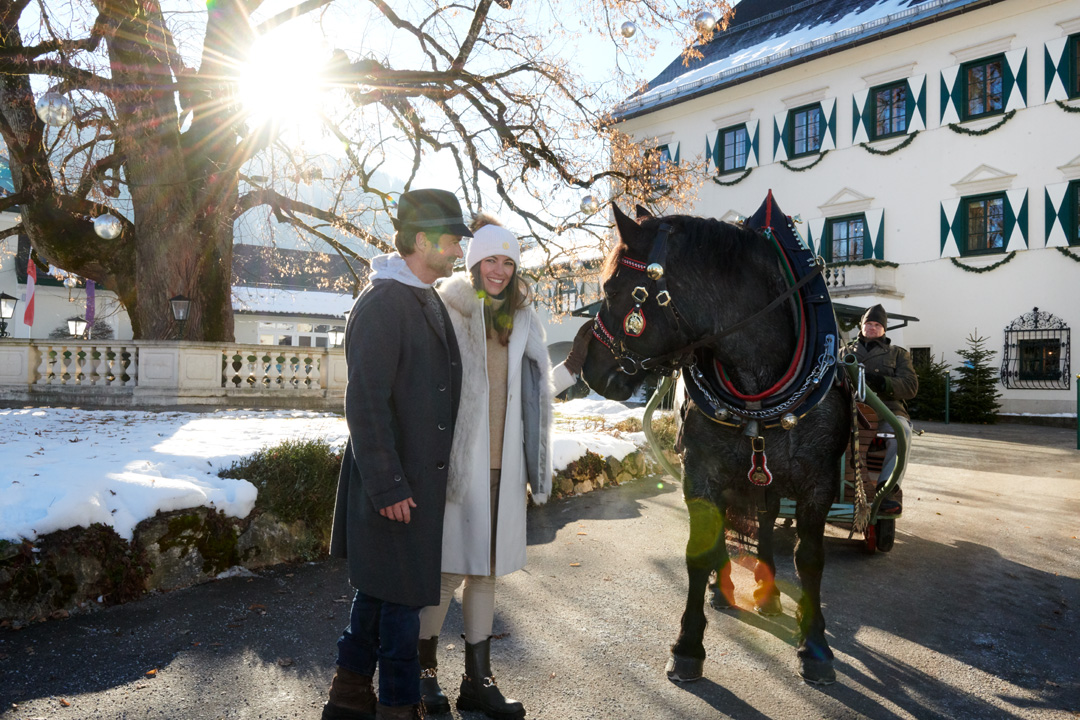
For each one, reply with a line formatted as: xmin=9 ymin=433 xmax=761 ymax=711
xmin=862 ymin=524 xmax=877 ymax=554
xmin=875 ymin=518 xmax=896 ymax=553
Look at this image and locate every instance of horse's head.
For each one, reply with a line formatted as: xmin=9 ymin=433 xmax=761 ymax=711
xmin=581 ymin=204 xmax=697 ymax=400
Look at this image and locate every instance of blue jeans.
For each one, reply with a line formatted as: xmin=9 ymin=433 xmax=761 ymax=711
xmin=336 ymin=590 xmax=422 ymax=707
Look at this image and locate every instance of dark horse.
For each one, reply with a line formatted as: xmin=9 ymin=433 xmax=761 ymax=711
xmin=581 ymin=202 xmax=850 ymax=685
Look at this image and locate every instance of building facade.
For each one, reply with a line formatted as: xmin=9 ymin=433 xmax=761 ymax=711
xmin=613 ymin=0 xmax=1079 ymax=415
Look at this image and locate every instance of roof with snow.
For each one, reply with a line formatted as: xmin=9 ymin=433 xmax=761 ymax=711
xmin=614 ymin=0 xmax=990 ymax=120
xmin=231 ymin=285 xmax=354 ymax=319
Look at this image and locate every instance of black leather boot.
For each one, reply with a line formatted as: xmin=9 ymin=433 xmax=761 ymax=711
xmin=456 ymin=639 xmax=525 ymax=720
xmin=322 ymin=666 xmax=376 ymax=720
xmin=418 ymin=636 xmax=450 ymax=714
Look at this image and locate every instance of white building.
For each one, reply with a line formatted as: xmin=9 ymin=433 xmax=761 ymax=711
xmin=612 ymin=0 xmax=1079 ymax=416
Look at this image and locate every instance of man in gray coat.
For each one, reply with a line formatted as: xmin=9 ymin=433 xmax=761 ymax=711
xmin=323 ymin=189 xmax=469 ymax=720
xmin=848 ymin=304 xmax=918 ymax=514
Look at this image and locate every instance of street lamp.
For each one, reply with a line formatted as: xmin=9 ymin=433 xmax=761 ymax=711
xmin=68 ymin=316 xmax=88 ymax=338
xmin=170 ymin=294 xmax=191 ymax=339
xmin=0 ymin=291 xmax=17 ymax=338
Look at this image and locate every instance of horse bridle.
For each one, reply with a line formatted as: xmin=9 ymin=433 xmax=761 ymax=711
xmin=592 ymin=221 xmax=825 ymax=376
xmin=591 ymin=222 xmax=695 ymax=376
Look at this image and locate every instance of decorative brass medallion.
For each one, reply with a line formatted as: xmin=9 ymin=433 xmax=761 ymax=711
xmin=624 ymin=307 xmax=645 ymax=336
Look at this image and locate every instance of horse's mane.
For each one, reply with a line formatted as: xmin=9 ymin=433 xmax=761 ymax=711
xmin=603 ymin=214 xmax=763 ymax=282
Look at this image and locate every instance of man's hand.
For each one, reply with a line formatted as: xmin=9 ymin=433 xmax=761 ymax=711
xmin=379 ymin=497 xmax=417 ymax=523
xmin=866 ymin=372 xmax=887 ymax=394
xmin=563 ymin=321 xmax=594 ymax=376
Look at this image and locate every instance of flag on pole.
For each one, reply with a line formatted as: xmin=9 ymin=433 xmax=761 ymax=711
xmin=85 ymin=279 xmax=96 ymax=329
xmin=23 ymin=255 xmax=36 ymax=328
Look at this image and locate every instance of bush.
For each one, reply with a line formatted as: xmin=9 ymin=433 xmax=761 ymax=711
xmin=909 ymin=353 xmax=951 ymax=422
xmin=219 ymin=438 xmax=342 ymax=555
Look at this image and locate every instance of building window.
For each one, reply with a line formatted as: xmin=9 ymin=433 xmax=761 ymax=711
xmin=1072 ymin=34 xmax=1080 ymax=98
xmin=962 ymin=55 xmax=1004 ymax=120
xmin=1001 ymin=307 xmax=1071 ymax=389
xmin=910 ymin=347 xmax=932 ymax=368
xmin=1072 ymin=180 xmax=1080 ymax=246
xmin=789 ymin=104 xmax=822 ymax=157
xmin=825 ymin=215 xmax=866 ymax=262
xmin=718 ymin=124 xmax=748 ymax=174
xmin=872 ymin=82 xmax=907 ymax=139
xmin=645 ymin=144 xmax=676 ymax=195
xmin=963 ymin=193 xmax=1005 ymax=255
xmin=257 ymin=320 xmax=343 ymax=347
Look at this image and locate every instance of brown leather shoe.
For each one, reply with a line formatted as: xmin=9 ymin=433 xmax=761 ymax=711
xmin=322 ymin=666 xmax=376 ymax=720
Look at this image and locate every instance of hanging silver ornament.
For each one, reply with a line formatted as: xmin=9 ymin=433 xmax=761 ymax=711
xmin=694 ymin=10 xmax=717 ymax=34
xmin=620 ymin=21 xmax=637 ymax=38
xmin=580 ymin=195 xmax=599 ymax=215
xmin=93 ymin=213 xmax=122 ymax=240
xmin=35 ymin=92 xmax=74 ymax=127
xmin=63 ymin=275 xmax=78 ymax=289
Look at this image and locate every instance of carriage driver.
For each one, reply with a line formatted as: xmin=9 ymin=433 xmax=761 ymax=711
xmin=847 ymin=304 xmax=918 ymax=514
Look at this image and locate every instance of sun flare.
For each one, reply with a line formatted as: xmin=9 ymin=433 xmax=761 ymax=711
xmin=238 ymin=31 xmax=329 ymax=132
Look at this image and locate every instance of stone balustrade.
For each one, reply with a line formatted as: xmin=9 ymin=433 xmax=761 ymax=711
xmin=0 ymin=340 xmax=347 ymax=410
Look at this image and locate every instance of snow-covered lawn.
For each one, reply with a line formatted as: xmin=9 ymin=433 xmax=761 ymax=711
xmin=1 ymin=396 xmax=647 ymax=544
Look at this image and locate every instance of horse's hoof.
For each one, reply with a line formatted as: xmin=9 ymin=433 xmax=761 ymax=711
xmin=708 ymin=584 xmax=734 ymax=610
xmin=665 ymin=654 xmax=704 ymax=683
xmin=755 ymin=594 xmax=783 ymax=617
xmin=798 ymin=656 xmax=836 ymax=686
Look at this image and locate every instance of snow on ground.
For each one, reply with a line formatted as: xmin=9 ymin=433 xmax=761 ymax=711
xmin=1 ymin=397 xmax=654 ymax=543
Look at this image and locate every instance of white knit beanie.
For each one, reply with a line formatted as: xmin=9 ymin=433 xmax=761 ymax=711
xmin=465 ymin=224 xmax=520 ymax=270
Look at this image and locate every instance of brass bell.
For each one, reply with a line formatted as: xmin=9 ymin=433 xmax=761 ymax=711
xmin=715 ymin=408 xmax=730 ymax=422
xmin=780 ymin=413 xmax=798 ymax=430
xmin=646 ymin=263 xmax=664 ymax=280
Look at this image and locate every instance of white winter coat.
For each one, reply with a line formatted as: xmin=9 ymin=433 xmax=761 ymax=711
xmin=437 ymin=274 xmax=575 ymax=576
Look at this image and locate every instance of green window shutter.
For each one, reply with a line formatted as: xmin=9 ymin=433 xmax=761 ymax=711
xmin=1004 ymin=189 xmax=1028 ymax=252
xmin=1045 ymin=38 xmax=1070 ymax=102
xmin=672 ymin=142 xmax=681 ymax=166
xmin=746 ymin=120 xmax=759 ymax=168
xmin=1003 ymin=49 xmax=1028 ymax=111
xmin=705 ymin=132 xmax=714 ymax=172
xmin=773 ymin=111 xmax=789 ymax=162
xmin=820 ymin=98 xmax=836 ymax=151
xmin=906 ymin=74 xmax=927 ymax=132
xmin=940 ymin=65 xmax=962 ymax=124
xmin=1045 ymin=182 xmax=1071 ymax=247
xmin=806 ymin=217 xmax=825 ymax=256
xmin=865 ymin=208 xmax=885 ymax=260
xmin=940 ymin=199 xmax=962 ymax=257
xmin=852 ymin=89 xmax=870 ymax=144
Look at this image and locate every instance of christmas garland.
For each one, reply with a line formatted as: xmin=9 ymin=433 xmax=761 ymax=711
xmin=947 ymin=110 xmax=1015 ymax=136
xmin=949 ymin=252 xmax=1016 ymax=273
xmin=1056 ymin=100 xmax=1080 ymax=114
xmin=859 ymin=130 xmax=918 ymax=156
xmin=712 ymin=167 xmax=752 ymax=186
xmin=832 ymin=258 xmax=899 ymax=269
xmin=779 ymin=149 xmax=828 ymax=172
xmin=1056 ymin=246 xmax=1080 ymax=262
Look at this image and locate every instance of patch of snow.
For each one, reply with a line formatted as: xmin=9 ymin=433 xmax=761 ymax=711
xmin=551 ymin=433 xmax=639 ymax=472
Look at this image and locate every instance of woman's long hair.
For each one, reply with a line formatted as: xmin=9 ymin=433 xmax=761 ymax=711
xmin=469 ymin=212 xmax=530 ymax=346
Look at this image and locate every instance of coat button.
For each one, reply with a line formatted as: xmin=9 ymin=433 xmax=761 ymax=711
xmin=438 ymin=423 xmax=447 ymax=430
xmin=436 ymin=461 xmax=446 ymax=470
xmin=437 ymin=383 xmax=446 ymax=391
xmin=393 ymin=474 xmax=401 ymax=483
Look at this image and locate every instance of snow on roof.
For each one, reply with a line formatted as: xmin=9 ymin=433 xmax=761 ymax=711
xmin=518 ymin=235 xmax=609 ymax=270
xmin=232 ymin=285 xmax=355 ymax=318
xmin=615 ymin=0 xmax=979 ymax=118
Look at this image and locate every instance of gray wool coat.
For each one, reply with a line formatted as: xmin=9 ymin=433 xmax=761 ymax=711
xmin=329 ymin=278 xmax=461 ymax=607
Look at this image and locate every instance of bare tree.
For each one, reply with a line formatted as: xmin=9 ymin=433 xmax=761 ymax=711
xmin=0 ymin=0 xmax=728 ymax=340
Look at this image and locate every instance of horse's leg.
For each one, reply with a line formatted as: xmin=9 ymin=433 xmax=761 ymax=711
xmin=753 ymin=492 xmax=783 ymax=616
xmin=708 ymin=556 xmax=735 ymax=610
xmin=793 ymin=499 xmax=835 ymax=685
xmin=667 ymin=496 xmax=724 ymax=682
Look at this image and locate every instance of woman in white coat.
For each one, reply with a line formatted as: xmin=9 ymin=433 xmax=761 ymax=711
xmin=418 ymin=215 xmax=587 ymax=720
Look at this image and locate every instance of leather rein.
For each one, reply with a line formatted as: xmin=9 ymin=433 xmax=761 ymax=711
xmin=591 ymin=221 xmax=824 ymax=377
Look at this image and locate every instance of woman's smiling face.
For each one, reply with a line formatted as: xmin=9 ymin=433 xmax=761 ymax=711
xmin=480 ymin=255 xmax=516 ymax=296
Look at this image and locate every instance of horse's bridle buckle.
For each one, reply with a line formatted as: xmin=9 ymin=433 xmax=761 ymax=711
xmin=656 ymin=290 xmax=672 ymax=307
xmin=631 ymin=286 xmax=649 ymax=303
